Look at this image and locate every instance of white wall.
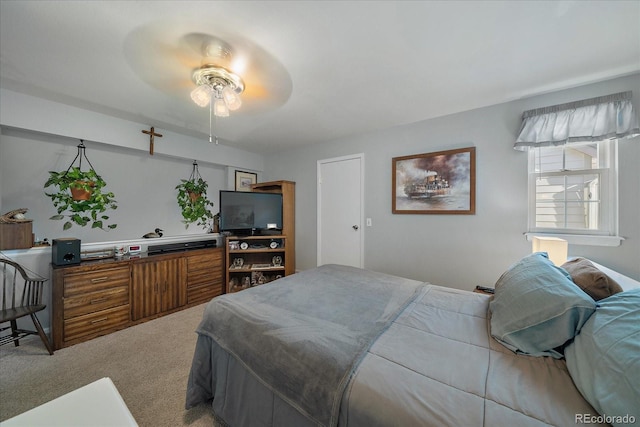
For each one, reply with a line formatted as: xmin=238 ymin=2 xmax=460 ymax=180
xmin=0 ymin=88 xmax=266 ymax=243
xmin=0 ymin=88 xmax=264 ymax=174
xmin=1 ymin=129 xmax=225 ymax=242
xmin=263 ymin=74 xmax=640 ymax=288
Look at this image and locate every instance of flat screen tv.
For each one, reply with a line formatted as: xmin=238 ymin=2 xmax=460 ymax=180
xmin=219 ymin=191 xmax=283 ymax=235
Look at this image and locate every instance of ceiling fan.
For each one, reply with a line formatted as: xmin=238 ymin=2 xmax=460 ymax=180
xmin=123 ymin=25 xmax=292 ymax=140
xmin=188 ymin=37 xmax=246 ymax=116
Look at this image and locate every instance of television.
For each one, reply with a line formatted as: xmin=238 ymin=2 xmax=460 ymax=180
xmin=219 ymin=190 xmax=283 ymax=235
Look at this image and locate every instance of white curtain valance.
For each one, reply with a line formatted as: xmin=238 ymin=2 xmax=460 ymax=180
xmin=514 ymin=91 xmax=640 ymax=151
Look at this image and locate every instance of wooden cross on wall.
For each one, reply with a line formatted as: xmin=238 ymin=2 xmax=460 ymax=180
xmin=142 ymin=126 xmax=163 ymax=155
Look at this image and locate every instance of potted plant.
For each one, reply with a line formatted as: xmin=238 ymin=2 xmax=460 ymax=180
xmin=176 ymin=161 xmax=214 ymax=230
xmin=44 ymin=166 xmax=118 ymax=230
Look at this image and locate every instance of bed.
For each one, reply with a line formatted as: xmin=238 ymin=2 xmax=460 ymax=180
xmin=186 ymin=255 xmax=640 ymax=427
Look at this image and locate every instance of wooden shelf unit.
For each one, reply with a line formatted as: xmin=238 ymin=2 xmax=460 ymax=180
xmin=225 ymin=235 xmax=288 ymax=293
xmin=251 ymin=180 xmax=295 ymax=275
xmin=51 ymin=247 xmax=223 ymax=350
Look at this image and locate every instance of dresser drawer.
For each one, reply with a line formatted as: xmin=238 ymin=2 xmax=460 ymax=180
xmin=63 ymin=286 xmax=129 ymax=320
xmin=64 ymin=266 xmax=130 ymax=297
xmin=186 ymin=250 xmax=223 ymax=305
xmin=187 ymin=251 xmax=222 ymax=271
xmin=187 ymin=264 xmax=223 ymax=288
xmin=187 ymin=281 xmax=223 ymax=305
xmin=63 ymin=305 xmax=130 ymax=342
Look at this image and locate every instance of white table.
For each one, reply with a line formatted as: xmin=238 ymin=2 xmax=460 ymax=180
xmin=1 ymin=377 xmax=138 ymax=426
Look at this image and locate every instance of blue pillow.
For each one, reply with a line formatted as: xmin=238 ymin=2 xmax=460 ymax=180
xmin=565 ymin=289 xmax=640 ymax=426
xmin=490 ymin=252 xmax=596 ymax=358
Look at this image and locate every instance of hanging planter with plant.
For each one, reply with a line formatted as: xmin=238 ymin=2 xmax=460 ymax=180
xmin=176 ymin=161 xmax=214 ymax=230
xmin=44 ymin=140 xmax=118 ymax=231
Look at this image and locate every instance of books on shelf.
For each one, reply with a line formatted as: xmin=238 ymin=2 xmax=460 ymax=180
xmin=251 ymin=263 xmax=274 ymax=269
xmin=229 ymin=263 xmax=285 ymax=270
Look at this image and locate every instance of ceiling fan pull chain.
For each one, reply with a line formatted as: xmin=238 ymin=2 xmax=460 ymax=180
xmin=209 ymin=96 xmax=219 ymax=145
xmin=209 ymin=96 xmax=214 ymax=143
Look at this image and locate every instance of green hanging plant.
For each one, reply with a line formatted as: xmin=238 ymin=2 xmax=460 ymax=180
xmin=176 ymin=161 xmax=214 ymax=230
xmin=44 ymin=142 xmax=118 ymax=231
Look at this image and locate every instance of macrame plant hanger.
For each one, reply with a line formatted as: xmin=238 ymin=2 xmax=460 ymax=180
xmin=189 ymin=160 xmax=203 ymax=182
xmin=63 ymin=140 xmax=100 ymax=178
xmin=185 ymin=160 xmax=206 ymax=205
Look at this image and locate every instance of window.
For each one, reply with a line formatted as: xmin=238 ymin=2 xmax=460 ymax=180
xmin=528 ymin=140 xmax=618 ymax=238
xmin=515 ymin=91 xmax=638 ymax=247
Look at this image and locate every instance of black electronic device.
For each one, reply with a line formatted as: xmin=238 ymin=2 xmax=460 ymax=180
xmin=52 ymin=238 xmax=81 ymax=266
xmin=147 ymin=239 xmax=217 ymax=255
xmin=219 ymin=190 xmax=283 ymax=235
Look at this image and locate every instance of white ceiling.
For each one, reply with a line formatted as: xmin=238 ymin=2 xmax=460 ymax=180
xmin=1 ymin=1 xmax=639 ymax=154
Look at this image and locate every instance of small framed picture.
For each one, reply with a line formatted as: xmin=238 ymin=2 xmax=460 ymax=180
xmin=235 ymin=170 xmax=257 ymax=192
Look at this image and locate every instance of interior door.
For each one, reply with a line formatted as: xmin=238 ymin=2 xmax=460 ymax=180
xmin=317 ymin=154 xmax=364 ymax=268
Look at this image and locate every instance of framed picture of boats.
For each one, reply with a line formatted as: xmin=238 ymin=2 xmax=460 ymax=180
xmin=392 ymin=147 xmax=475 ymax=214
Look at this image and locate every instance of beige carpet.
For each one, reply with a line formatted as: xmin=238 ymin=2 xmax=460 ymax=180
xmin=0 ymin=304 xmax=214 ymax=426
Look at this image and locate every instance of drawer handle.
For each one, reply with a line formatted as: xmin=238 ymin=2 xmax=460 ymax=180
xmin=90 ymin=317 xmax=108 ymax=324
xmin=90 ymin=277 xmax=110 ymax=283
xmin=90 ymin=297 xmax=107 ymax=304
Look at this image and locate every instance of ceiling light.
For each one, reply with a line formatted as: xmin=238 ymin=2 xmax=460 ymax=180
xmin=190 ymin=40 xmax=246 ymax=144
xmin=222 ymin=86 xmax=242 ymax=111
xmin=190 ymin=65 xmax=244 ymax=117
xmin=190 ymin=85 xmax=212 ymax=107
xmin=213 ymin=97 xmax=229 ymax=117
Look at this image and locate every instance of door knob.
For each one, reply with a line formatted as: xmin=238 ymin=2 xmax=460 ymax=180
xmin=352 ymin=225 xmax=359 ymax=230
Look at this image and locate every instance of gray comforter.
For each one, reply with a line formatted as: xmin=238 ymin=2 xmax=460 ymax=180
xmin=186 ymin=264 xmax=425 ymax=426
xmin=186 ymin=264 xmax=606 ymax=427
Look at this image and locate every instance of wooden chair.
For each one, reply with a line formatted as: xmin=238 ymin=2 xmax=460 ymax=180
xmin=0 ymin=258 xmax=54 ymax=354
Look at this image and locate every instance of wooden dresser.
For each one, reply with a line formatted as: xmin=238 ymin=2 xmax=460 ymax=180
xmin=51 ymin=247 xmax=223 ymax=350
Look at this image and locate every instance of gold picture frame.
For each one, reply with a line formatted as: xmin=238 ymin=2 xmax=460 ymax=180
xmin=235 ymin=170 xmax=257 ymax=192
xmin=392 ymin=147 xmax=476 ymax=214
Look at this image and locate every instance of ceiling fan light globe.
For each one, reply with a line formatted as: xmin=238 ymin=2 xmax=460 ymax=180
xmin=191 ymin=85 xmax=212 ymax=107
xmin=214 ymin=98 xmax=230 ymax=117
xmin=222 ymin=86 xmax=242 ymax=111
